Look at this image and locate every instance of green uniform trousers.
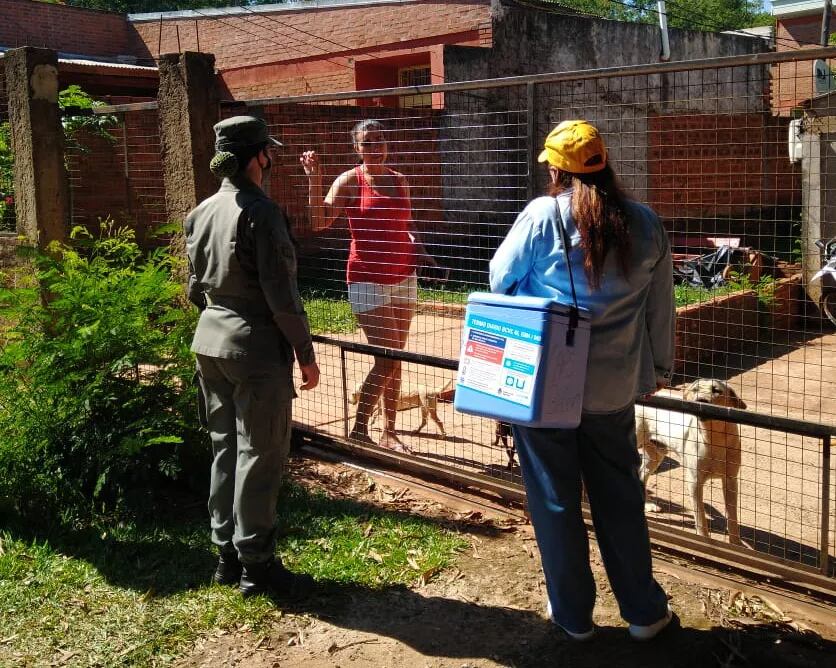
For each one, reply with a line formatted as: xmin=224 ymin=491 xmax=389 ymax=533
xmin=196 ymin=354 xmax=292 ymax=564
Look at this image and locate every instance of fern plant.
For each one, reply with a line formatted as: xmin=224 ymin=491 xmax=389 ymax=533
xmin=0 ymin=222 xmax=202 ymax=523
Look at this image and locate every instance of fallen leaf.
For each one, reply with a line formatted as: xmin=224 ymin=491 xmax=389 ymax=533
xmin=367 ymin=550 xmax=384 ymax=564
xmin=407 ymin=555 xmax=421 ymax=571
xmin=419 ymin=565 xmax=442 ymax=586
xmin=759 ymin=596 xmax=786 ymax=619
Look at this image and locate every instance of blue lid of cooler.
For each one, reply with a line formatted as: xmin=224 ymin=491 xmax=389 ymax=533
xmin=467 ymin=292 xmax=590 ymax=320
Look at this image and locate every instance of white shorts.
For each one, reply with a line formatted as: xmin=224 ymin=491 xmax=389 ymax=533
xmin=348 ymin=273 xmax=418 ymax=314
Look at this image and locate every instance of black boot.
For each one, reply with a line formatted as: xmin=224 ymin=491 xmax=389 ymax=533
xmin=239 ymin=556 xmax=314 ymax=598
xmin=213 ymin=549 xmax=242 ymax=586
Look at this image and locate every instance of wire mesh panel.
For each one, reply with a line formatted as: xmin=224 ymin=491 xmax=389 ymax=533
xmin=259 ymin=92 xmax=527 ymax=486
xmin=257 ymin=52 xmax=834 ymax=580
xmin=66 ymin=108 xmax=167 ymax=241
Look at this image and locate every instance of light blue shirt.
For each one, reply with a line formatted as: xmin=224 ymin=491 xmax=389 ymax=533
xmin=489 ymin=193 xmax=675 ymax=413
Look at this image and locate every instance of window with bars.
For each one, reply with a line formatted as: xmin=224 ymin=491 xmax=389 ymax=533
xmin=397 ymin=65 xmax=432 ymax=108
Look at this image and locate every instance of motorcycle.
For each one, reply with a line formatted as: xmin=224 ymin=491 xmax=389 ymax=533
xmin=811 ymin=237 xmax=836 ymax=327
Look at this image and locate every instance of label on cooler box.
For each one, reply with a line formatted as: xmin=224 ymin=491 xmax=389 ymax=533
xmin=458 ymin=314 xmax=542 ymax=407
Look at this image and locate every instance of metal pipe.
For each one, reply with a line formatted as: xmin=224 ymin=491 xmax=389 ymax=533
xmin=97 ymin=46 xmax=836 ymax=114
xmin=224 ymin=46 xmax=836 ymax=108
xmin=526 ymin=82 xmax=537 ymax=201
xmin=311 ymin=334 xmax=836 ymax=439
xmin=822 ymin=0 xmax=833 ymax=47
xmin=340 ymin=346 xmax=349 ymax=439
xmin=821 ymin=435 xmax=832 ymax=575
xmin=657 ymin=1 xmax=671 ymax=62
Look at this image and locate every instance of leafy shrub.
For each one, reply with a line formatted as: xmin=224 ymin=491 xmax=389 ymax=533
xmin=0 ymin=222 xmax=203 ymax=523
xmin=59 ymin=84 xmax=118 ymax=151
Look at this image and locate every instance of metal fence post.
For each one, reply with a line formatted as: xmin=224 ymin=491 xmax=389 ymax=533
xmin=340 ymin=347 xmax=349 ymax=439
xmin=821 ymin=434 xmax=832 ymax=575
xmin=526 ymin=82 xmax=537 ymax=202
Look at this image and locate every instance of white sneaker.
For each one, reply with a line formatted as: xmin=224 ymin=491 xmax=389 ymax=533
xmin=628 ymin=605 xmax=673 ymax=641
xmin=546 ymin=600 xmax=595 ymax=642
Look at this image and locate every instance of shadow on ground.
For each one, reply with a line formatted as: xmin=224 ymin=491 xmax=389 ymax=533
xmin=265 ymin=581 xmax=833 ymax=668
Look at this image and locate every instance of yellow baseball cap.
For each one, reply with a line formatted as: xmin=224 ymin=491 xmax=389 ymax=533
xmin=537 ymin=120 xmax=607 ymax=174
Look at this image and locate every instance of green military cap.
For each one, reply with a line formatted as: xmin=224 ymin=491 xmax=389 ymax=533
xmin=214 ymin=115 xmax=282 ymax=152
xmin=210 ymin=116 xmax=281 ymax=178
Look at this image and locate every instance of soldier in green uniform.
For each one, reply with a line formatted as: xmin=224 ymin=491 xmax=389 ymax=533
xmin=186 ymin=116 xmax=320 ymax=597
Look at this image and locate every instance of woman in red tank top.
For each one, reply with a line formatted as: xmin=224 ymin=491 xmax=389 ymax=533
xmin=301 ymin=120 xmax=439 ymax=452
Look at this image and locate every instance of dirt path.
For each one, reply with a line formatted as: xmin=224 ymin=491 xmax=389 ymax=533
xmin=177 ymin=458 xmax=836 ymax=668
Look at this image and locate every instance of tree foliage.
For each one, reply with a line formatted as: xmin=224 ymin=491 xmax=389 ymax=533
xmin=60 ymin=0 xmax=275 ymax=13
xmin=506 ymin=0 xmax=771 ymax=31
xmin=55 ymin=0 xmax=772 ymax=31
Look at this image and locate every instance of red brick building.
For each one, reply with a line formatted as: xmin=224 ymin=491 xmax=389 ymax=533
xmin=129 ymin=0 xmax=493 ymax=99
xmin=1 ymin=0 xmax=493 ymax=103
xmin=772 ymin=0 xmax=836 ymax=114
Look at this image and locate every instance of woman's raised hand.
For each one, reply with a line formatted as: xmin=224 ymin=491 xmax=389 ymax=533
xmin=300 ymin=150 xmax=320 ymax=177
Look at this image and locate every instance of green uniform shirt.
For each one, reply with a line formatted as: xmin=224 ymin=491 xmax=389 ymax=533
xmin=185 ymin=176 xmax=315 ymax=371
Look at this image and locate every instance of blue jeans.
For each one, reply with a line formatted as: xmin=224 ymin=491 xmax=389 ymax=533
xmin=513 ymin=405 xmax=668 ymax=633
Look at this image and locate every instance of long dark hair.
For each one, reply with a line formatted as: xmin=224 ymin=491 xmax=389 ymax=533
xmin=548 ymin=163 xmax=632 ymax=290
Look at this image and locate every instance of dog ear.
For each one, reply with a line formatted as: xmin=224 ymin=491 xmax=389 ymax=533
xmin=683 ymin=379 xmax=700 ymax=401
xmin=727 ymin=385 xmax=747 ymax=410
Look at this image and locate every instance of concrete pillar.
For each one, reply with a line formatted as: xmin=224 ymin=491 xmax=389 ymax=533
xmin=4 ymin=47 xmax=69 ymax=247
xmin=158 ymin=51 xmax=219 ymax=223
xmin=801 ymin=126 xmax=822 ymax=304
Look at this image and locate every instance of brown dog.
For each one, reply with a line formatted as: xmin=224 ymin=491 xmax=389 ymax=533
xmin=349 ymin=378 xmax=453 ymax=436
xmin=636 ymin=379 xmax=747 ymax=545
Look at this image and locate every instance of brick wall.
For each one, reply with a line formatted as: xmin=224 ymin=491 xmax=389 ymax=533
xmin=0 ymin=0 xmax=136 ymax=58
xmin=67 ymin=110 xmax=166 ymax=243
xmin=648 ymin=112 xmax=800 ymax=220
xmin=130 ymin=1 xmax=491 ymax=71
xmin=773 ymin=14 xmax=836 ymax=115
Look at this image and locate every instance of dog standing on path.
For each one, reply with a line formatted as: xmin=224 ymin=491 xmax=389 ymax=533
xmin=636 ymin=379 xmax=747 ymax=545
xmin=349 ymin=378 xmax=453 ymax=436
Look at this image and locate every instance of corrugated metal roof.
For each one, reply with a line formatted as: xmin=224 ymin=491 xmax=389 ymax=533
xmin=0 ymin=48 xmax=157 ymax=72
xmin=129 ymin=0 xmax=433 ymax=22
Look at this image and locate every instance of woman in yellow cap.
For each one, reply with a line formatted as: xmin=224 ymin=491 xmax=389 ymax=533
xmin=490 ymin=120 xmax=675 ymax=641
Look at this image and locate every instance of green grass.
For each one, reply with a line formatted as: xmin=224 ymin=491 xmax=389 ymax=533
xmin=0 ymin=482 xmax=468 ymax=667
xmin=303 ymin=292 xmax=357 ymax=334
xmin=305 ymin=285 xmax=735 ymax=331
xmin=674 ymin=283 xmax=736 ymax=307
xmin=302 ymin=285 xmax=472 ymax=334
xmin=417 ymin=287 xmax=469 ymax=304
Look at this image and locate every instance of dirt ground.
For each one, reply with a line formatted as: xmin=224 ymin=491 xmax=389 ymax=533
xmin=177 ymin=456 xmax=836 ymax=668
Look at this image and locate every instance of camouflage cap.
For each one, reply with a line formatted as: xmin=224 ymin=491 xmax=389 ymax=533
xmin=213 ymin=115 xmax=282 ymax=152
